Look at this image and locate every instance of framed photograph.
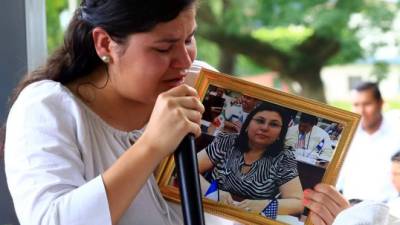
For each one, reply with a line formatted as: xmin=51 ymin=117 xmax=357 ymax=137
xmin=158 ymin=68 xmax=360 ymax=225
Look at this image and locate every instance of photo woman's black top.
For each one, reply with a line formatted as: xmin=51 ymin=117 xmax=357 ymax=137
xmin=205 ymin=133 xmax=298 ymax=200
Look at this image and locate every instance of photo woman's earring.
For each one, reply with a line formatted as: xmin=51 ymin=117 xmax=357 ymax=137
xmin=101 ymin=55 xmax=110 ymax=64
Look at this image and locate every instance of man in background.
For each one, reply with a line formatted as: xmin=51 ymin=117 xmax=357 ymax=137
xmin=388 ymin=151 xmax=400 ymax=218
xmin=337 ymin=82 xmax=400 ymax=202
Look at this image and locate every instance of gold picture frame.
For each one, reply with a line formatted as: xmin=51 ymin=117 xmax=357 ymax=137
xmin=158 ymin=68 xmax=360 ymax=225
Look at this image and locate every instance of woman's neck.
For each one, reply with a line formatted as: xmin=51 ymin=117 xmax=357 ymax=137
xmin=244 ymin=148 xmax=264 ymax=165
xmin=67 ymin=69 xmax=153 ymax=132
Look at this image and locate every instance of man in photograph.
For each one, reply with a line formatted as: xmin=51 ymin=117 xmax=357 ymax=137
xmin=285 ymin=113 xmax=333 ymax=162
xmin=201 ymin=87 xmax=226 ymax=123
xmin=337 ymin=82 xmax=400 ymax=202
xmin=207 ymin=95 xmax=259 ymax=135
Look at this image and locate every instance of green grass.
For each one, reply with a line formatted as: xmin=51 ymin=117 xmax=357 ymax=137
xmin=328 ymin=101 xmax=352 ymax=111
xmin=386 ymin=100 xmax=400 ymax=110
xmin=329 ymin=99 xmax=400 ymax=112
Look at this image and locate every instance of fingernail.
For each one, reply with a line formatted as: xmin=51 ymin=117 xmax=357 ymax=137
xmin=303 ymin=198 xmax=310 ymax=206
xmin=303 ymin=189 xmax=311 ymax=196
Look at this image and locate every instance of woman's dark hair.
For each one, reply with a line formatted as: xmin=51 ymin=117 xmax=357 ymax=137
xmin=236 ymin=102 xmax=290 ymax=157
xmin=1 ymin=0 xmax=196 ymax=155
xmin=10 ymin=0 xmax=196 ymax=104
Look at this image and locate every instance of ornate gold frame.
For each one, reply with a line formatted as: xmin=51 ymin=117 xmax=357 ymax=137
xmin=157 ymin=68 xmax=360 ymax=225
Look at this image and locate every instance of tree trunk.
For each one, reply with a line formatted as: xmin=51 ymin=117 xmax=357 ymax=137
xmin=295 ymin=72 xmax=327 ymax=103
xmin=218 ymin=48 xmax=236 ymax=75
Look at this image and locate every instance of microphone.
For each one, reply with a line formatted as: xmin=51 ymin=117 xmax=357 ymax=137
xmin=174 ymin=134 xmax=205 ymax=225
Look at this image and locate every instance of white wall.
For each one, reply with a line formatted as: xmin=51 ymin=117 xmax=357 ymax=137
xmin=321 ymin=64 xmax=400 ymax=102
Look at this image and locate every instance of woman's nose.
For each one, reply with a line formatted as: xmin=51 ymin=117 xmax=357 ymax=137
xmin=259 ymin=123 xmax=270 ymax=130
xmin=171 ymin=44 xmax=193 ymax=69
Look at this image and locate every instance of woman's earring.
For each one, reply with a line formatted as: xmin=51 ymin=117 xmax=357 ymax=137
xmin=101 ymin=55 xmax=110 ymax=64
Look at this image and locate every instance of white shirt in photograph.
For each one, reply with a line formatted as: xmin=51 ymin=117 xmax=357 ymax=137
xmin=285 ymin=125 xmax=333 ymax=161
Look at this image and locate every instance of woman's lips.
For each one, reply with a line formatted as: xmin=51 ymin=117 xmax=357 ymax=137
xmin=163 ymin=69 xmax=188 ymax=88
xmin=163 ymin=76 xmax=185 ymax=87
xmin=255 ymin=133 xmax=269 ymax=139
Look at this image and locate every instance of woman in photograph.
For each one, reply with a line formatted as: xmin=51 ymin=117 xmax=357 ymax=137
xmin=3 ymin=1 xmax=203 ymax=225
xmin=198 ymin=102 xmax=304 ymax=216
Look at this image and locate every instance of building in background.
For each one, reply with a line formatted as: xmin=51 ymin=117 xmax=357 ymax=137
xmin=321 ymin=63 xmax=400 ymax=108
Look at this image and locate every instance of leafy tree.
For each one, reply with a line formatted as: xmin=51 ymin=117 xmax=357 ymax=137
xmin=196 ymin=0 xmax=398 ymax=102
xmin=46 ymin=0 xmax=68 ymax=53
xmin=370 ymin=61 xmax=389 ymax=83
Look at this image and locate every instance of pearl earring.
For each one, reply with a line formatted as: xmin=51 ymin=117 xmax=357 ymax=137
xmin=101 ymin=55 xmax=110 ymax=64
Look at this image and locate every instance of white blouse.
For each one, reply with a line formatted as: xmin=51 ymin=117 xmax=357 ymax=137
xmin=5 ymin=80 xmax=182 ymax=225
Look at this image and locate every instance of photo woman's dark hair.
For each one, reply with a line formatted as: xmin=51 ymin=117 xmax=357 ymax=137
xmin=1 ymin=0 xmax=197 ymax=156
xmin=236 ymin=102 xmax=290 ymax=157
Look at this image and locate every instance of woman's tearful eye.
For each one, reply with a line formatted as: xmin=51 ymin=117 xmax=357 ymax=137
xmin=185 ymin=36 xmax=194 ymax=45
xmin=154 ymin=46 xmax=172 ymax=53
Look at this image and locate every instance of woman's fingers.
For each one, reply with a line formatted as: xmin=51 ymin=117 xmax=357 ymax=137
xmin=235 ymin=200 xmax=254 ymax=212
xmin=166 ymin=84 xmax=199 ymax=97
xmin=235 ymin=200 xmax=249 ymax=208
xmin=219 ymin=191 xmax=234 ymax=205
xmin=304 ymin=189 xmax=341 ymax=218
xmin=175 ymin=95 xmax=205 ymax=114
xmin=170 ymin=104 xmax=203 ymax=137
xmin=158 ymin=86 xmax=204 ymax=132
xmin=304 ymin=194 xmax=335 ymax=225
xmin=186 ymin=118 xmax=202 ymax=137
xmin=308 ymin=184 xmax=350 ymax=217
xmin=308 ymin=211 xmax=327 ymax=225
xmin=314 ymin=184 xmax=350 ymax=211
xmin=304 ymin=184 xmax=350 ymax=225
xmin=142 ymin=84 xmax=204 ymax=157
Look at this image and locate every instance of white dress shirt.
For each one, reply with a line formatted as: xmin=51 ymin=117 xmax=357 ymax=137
xmin=5 ymin=80 xmax=183 ymax=225
xmin=285 ymin=125 xmax=333 ymax=161
xmin=332 ymin=201 xmax=400 ymax=225
xmin=337 ymin=117 xmax=400 ymax=202
xmin=388 ymin=196 xmax=400 ymax=218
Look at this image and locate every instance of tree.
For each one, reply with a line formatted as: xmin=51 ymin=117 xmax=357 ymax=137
xmin=46 ymin=0 xmax=68 ymax=53
xmin=196 ymin=0 xmax=398 ymax=102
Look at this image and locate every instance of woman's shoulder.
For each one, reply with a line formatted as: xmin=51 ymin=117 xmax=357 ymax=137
xmin=214 ymin=132 xmax=238 ymax=141
xmin=9 ymin=80 xmax=80 ymax=124
xmin=16 ymin=80 xmax=75 ymax=107
xmin=207 ymin=132 xmax=238 ymax=154
xmin=17 ymin=80 xmax=71 ymax=101
xmin=274 ymin=146 xmax=296 ymax=161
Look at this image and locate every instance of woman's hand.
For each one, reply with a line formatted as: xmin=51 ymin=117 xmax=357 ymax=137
xmin=303 ymin=183 xmax=350 ymax=225
xmin=140 ymin=84 xmax=204 ymax=159
xmin=219 ymin=190 xmax=234 ymax=205
xmin=222 ymin=120 xmax=241 ymax=133
xmin=235 ymin=199 xmax=270 ymax=212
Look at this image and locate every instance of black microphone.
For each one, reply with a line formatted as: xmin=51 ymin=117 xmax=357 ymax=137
xmin=174 ymin=134 xmax=205 ymax=225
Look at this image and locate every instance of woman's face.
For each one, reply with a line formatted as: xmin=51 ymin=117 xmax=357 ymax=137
xmin=247 ymin=110 xmax=283 ymax=149
xmin=107 ymin=7 xmax=197 ymax=104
